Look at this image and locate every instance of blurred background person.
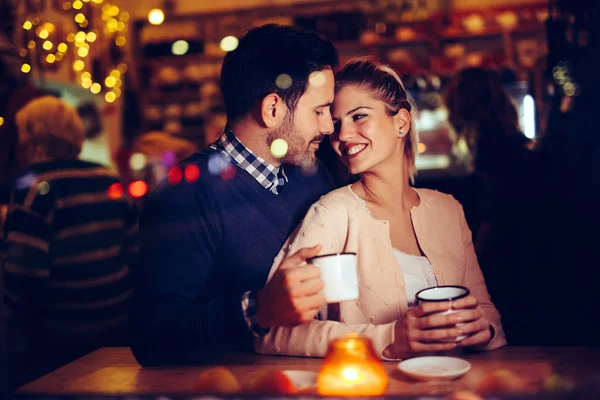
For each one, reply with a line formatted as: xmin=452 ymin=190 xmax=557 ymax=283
xmin=1 ymin=96 xmax=138 ymax=388
xmin=130 ymin=131 xmax=198 ymax=192
xmin=0 ymin=87 xmax=48 ymax=235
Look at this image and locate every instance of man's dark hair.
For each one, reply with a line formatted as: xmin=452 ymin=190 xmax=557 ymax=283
xmin=220 ymin=24 xmax=339 ymax=123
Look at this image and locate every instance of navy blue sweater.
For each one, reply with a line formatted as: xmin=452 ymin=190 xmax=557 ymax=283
xmin=130 ymin=149 xmax=333 ymax=365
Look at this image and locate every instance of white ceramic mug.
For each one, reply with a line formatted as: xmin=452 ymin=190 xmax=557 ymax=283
xmin=307 ymin=252 xmax=359 ymax=303
xmin=415 ymin=285 xmax=470 ymax=342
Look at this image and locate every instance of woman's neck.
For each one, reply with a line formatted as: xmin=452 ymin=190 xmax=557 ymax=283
xmin=353 ymin=156 xmax=418 ymax=213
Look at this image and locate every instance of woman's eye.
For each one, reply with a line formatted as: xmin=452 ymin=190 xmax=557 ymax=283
xmin=353 ymin=114 xmax=367 ymax=121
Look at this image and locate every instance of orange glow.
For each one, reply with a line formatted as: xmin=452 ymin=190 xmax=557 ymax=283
xmin=317 ymin=334 xmax=387 ymax=396
xmin=107 ymin=182 xmax=124 ymax=199
xmin=167 ymin=166 xmax=183 ymax=184
xmin=128 ymin=180 xmax=148 ymax=198
xmin=184 ymin=165 xmax=200 ymax=182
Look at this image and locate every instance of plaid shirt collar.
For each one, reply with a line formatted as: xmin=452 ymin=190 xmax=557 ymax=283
xmin=212 ymin=127 xmax=288 ymax=195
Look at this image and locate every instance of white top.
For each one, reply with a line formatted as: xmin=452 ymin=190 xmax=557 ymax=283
xmin=393 ymin=249 xmax=438 ymax=308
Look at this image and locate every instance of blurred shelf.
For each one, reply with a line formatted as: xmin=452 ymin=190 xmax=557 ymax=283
xmin=440 ymin=25 xmax=544 ymax=41
xmin=336 ymin=38 xmax=432 ymax=51
xmin=140 ymin=53 xmax=225 ymax=68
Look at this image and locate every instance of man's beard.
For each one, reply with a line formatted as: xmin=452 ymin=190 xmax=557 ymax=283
xmin=266 ymin=114 xmax=323 ymax=167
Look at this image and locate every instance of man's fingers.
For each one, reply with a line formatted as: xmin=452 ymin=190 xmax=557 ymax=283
xmin=290 ymin=277 xmax=324 ymax=297
xmin=457 ymin=327 xmax=492 ymax=347
xmin=415 ymin=312 xmax=463 ymax=330
xmin=281 ymin=245 xmax=322 ymax=269
xmin=411 ymin=341 xmax=457 ymax=353
xmin=295 ymin=292 xmax=327 ymax=313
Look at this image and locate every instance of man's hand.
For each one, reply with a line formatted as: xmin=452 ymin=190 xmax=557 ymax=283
xmin=256 ymin=245 xmax=326 ymax=328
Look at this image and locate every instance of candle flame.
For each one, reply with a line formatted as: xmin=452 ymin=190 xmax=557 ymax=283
xmin=342 ymin=368 xmax=362 ymax=383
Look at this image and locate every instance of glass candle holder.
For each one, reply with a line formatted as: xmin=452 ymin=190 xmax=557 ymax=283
xmin=317 ymin=334 xmax=388 ymax=396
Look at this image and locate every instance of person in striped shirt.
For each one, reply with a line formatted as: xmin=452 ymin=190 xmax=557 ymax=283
xmin=1 ymin=96 xmax=138 ymax=387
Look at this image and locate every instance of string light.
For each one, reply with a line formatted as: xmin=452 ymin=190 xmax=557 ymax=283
xmin=148 ymin=9 xmax=165 ymax=25
xmin=90 ymin=83 xmax=101 ymax=94
xmin=73 ymin=60 xmax=85 ymax=71
xmin=20 ymin=2 xmax=128 ymax=102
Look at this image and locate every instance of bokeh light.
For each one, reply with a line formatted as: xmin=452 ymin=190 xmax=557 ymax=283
xmin=75 ymin=13 xmax=86 ymax=23
xmin=115 ymin=36 xmax=126 ymax=47
xmin=86 ymin=32 xmax=97 ymax=42
xmin=90 ymin=83 xmax=101 ymax=94
xmin=128 ymin=180 xmax=148 ymax=198
xmin=309 ymin=71 xmax=326 ymax=87
xmin=23 ymin=21 xmax=33 ymax=30
xmin=171 ymin=40 xmax=189 ymax=56
xmin=220 ymin=164 xmax=236 ymax=181
xmin=276 ymin=74 xmax=293 ymax=89
xmin=57 ymin=42 xmax=68 ymax=52
xmin=0 ymin=117 xmax=4 ymax=126
xmin=21 ymin=63 xmax=31 ymax=73
xmin=43 ymin=40 xmax=53 ymax=50
xmin=105 ymin=92 xmax=117 ymax=103
xmin=167 ymin=166 xmax=183 ymax=184
xmin=220 ymin=36 xmax=239 ymax=52
xmin=129 ymin=153 xmax=147 ymax=171
xmin=105 ymin=76 xmax=116 ymax=87
xmin=184 ymin=164 xmax=200 ymax=182
xmin=107 ymin=182 xmax=124 ymax=199
xmin=78 ymin=47 xmax=89 ymax=57
xmin=270 ymin=138 xmax=288 ymax=158
xmin=208 ymin=153 xmax=227 ymax=175
xmin=38 ymin=181 xmax=50 ymax=195
xmin=72 ymin=0 xmax=83 ymax=9
xmin=417 ymin=143 xmax=427 ymax=154
xmin=46 ymin=54 xmax=56 ymax=63
xmin=148 ymin=9 xmax=165 ymax=25
xmin=39 ymin=30 xmax=49 ymax=39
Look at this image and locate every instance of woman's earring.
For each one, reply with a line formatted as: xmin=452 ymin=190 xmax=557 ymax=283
xmin=399 ymin=129 xmax=404 ymax=137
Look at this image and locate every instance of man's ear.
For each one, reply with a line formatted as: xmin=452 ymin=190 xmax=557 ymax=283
xmin=260 ymin=93 xmax=287 ymax=128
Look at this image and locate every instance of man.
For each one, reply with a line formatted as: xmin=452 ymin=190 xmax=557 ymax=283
xmin=2 ymin=96 xmax=138 ymax=386
xmin=130 ymin=24 xmax=339 ymax=365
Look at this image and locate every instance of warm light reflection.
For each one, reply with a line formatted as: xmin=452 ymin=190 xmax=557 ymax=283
xmin=78 ymin=47 xmax=89 ymax=57
xmin=105 ymin=92 xmax=117 ymax=103
xmin=21 ymin=63 xmax=31 ymax=73
xmin=129 ymin=153 xmax=147 ymax=171
xmin=55 ymin=53 xmax=64 ymax=61
xmin=72 ymin=0 xmax=83 ymax=9
xmin=19 ymin=49 xmax=27 ymax=57
xmin=43 ymin=40 xmax=53 ymax=50
xmin=309 ymin=71 xmax=326 ymax=87
xmin=115 ymin=36 xmax=126 ymax=46
xmin=418 ymin=142 xmax=427 ymax=154
xmin=342 ymin=368 xmax=361 ymax=383
xmin=270 ymin=139 xmax=288 ymax=158
xmin=119 ymin=12 xmax=130 ymax=22
xmin=46 ymin=54 xmax=56 ymax=63
xmin=0 ymin=117 xmax=4 ymax=126
xmin=75 ymin=31 xmax=86 ymax=42
xmin=67 ymin=32 xmax=76 ymax=42
xmin=220 ymin=36 xmax=238 ymax=52
xmin=168 ymin=166 xmax=183 ymax=184
xmin=128 ymin=180 xmax=148 ymax=198
xmin=28 ymin=40 xmax=36 ymax=49
xmin=107 ymin=183 xmax=124 ymax=199
xmin=105 ymin=76 xmax=116 ymax=87
xmin=38 ymin=181 xmax=50 ymax=195
xmin=276 ymin=74 xmax=292 ymax=89
xmin=86 ymin=32 xmax=97 ymax=42
xmin=23 ymin=21 xmax=33 ymax=30
xmin=148 ymin=9 xmax=165 ymax=25
xmin=75 ymin=13 xmax=86 ymax=23
xmin=184 ymin=165 xmax=200 ymax=182
xmin=220 ymin=164 xmax=236 ymax=181
xmin=38 ymin=29 xmax=49 ymax=39
xmin=171 ymin=40 xmax=189 ymax=56
xmin=57 ymin=42 xmax=68 ymax=52
xmin=90 ymin=83 xmax=101 ymax=94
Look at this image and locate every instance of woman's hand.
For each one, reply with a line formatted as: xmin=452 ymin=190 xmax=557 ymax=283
xmin=383 ymin=301 xmax=463 ymax=359
xmin=450 ymin=295 xmax=492 ymax=348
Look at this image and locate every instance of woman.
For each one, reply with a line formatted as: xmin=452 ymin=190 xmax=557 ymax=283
xmin=255 ymin=60 xmax=506 ymax=360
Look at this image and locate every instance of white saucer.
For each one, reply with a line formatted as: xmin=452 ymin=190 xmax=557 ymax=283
xmin=282 ymin=370 xmax=318 ymax=390
xmin=398 ymin=356 xmax=471 ymax=381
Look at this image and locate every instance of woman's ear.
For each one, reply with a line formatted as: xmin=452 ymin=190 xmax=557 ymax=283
xmin=260 ymin=93 xmax=287 ymax=128
xmin=395 ymin=108 xmax=411 ymax=137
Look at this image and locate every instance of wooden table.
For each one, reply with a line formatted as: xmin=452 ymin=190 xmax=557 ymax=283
xmin=16 ymin=347 xmax=600 ymax=397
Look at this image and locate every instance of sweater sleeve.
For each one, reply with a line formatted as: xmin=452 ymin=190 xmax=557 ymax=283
xmin=455 ymin=199 xmax=507 ymax=350
xmin=129 ymin=180 xmax=250 ymax=366
xmin=255 ymin=202 xmax=397 ymax=359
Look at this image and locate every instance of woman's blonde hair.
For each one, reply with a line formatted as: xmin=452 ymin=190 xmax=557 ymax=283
xmin=15 ymin=95 xmax=85 ymax=166
xmin=334 ymin=59 xmax=419 ymax=182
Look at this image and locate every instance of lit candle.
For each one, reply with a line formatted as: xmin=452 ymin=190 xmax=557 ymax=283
xmin=317 ymin=334 xmax=388 ymax=396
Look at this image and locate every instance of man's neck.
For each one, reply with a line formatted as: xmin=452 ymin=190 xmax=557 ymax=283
xmin=228 ymin=120 xmax=281 ymax=167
